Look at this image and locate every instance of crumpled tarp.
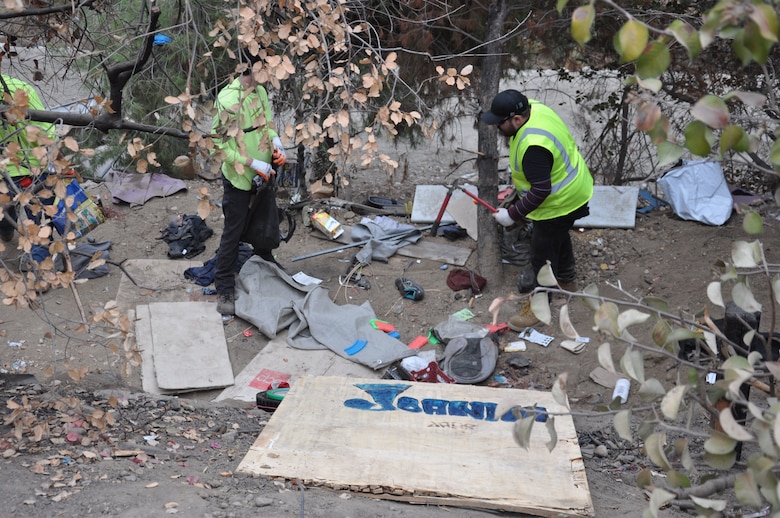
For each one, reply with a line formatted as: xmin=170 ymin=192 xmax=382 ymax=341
xmin=657 ymin=160 xmax=732 ymax=225
xmin=105 ymin=170 xmax=187 ymax=206
xmin=235 ymin=256 xmax=415 ymax=370
xmin=351 ymin=215 xmax=423 ymax=264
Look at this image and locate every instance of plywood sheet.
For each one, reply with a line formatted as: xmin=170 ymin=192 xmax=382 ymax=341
xmin=575 ymin=186 xmax=638 ymax=229
xmin=148 ymin=301 xmax=234 ymax=391
xmin=214 ymin=331 xmax=378 ymax=403
xmin=410 ymin=184 xmax=479 ymax=224
xmin=116 ymin=259 xmax=204 ymax=315
xmin=238 ymin=376 xmax=593 ymax=517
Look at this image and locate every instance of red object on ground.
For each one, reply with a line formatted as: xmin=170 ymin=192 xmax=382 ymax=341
xmin=409 ymin=362 xmax=456 ymax=383
xmin=242 ymin=329 xmax=253 ymax=337
xmin=407 ymin=335 xmax=428 ymax=350
xmin=484 ymin=322 xmax=510 ymax=334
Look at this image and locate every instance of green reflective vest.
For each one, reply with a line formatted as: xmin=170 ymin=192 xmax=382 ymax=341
xmin=212 ymin=78 xmax=278 ymax=191
xmin=509 ymin=100 xmax=593 ymax=220
xmin=0 ymin=75 xmax=56 ymax=178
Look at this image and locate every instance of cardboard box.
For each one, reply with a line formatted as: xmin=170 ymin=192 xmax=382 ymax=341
xmin=311 ymin=211 xmax=343 ymax=239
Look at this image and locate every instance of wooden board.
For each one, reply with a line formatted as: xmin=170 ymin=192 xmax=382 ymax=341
xmin=214 ymin=331 xmax=378 ymax=403
xmin=148 ymin=301 xmax=234 ymax=391
xmin=575 ymin=186 xmax=638 ymax=229
xmin=237 ymin=376 xmax=594 ymax=517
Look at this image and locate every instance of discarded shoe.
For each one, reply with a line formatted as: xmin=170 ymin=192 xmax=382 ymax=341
xmin=217 ymin=291 xmax=235 ymax=315
xmin=395 ymin=277 xmax=424 ymax=301
xmin=508 ymin=298 xmax=539 ymax=331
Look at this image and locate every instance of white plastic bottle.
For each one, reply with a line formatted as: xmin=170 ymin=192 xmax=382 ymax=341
xmin=612 ymin=378 xmax=630 ymax=403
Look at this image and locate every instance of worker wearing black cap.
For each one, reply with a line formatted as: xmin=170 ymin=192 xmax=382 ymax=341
xmin=481 ymin=89 xmax=593 ymax=330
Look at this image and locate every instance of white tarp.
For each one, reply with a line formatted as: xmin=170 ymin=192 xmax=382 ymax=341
xmin=657 ymin=160 xmax=733 ymax=226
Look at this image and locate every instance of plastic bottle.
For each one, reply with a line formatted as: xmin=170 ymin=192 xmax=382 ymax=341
xmin=612 ymin=378 xmax=630 ymax=403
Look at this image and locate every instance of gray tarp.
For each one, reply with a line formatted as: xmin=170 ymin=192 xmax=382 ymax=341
xmin=351 ymin=216 xmax=423 ymax=264
xmin=235 ymin=256 xmax=415 ymax=370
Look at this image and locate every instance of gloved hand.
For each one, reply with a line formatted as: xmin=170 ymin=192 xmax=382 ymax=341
xmin=493 ymin=207 xmax=516 ymax=227
xmin=250 ymin=158 xmax=273 ymax=181
xmin=272 ymin=136 xmax=286 ymax=166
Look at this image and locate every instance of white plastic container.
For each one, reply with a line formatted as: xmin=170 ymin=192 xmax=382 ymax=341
xmin=612 ymin=378 xmax=630 ymax=403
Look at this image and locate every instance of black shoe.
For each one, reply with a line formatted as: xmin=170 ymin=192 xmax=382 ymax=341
xmin=395 ymin=277 xmax=424 ymax=301
xmin=217 ymin=291 xmax=235 ymax=315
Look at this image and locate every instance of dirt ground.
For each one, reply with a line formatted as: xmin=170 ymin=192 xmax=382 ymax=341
xmin=1 ymin=158 xmax=778 ymax=518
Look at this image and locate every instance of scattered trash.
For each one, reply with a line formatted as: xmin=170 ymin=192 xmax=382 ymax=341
xmin=10 ymin=360 xmax=27 ymax=372
xmin=7 ymin=340 xmax=25 ymax=348
xmin=560 ymin=340 xmax=587 ymax=354
xmin=518 ymin=327 xmax=553 ymax=347
xmin=395 ymin=277 xmax=424 ymax=300
xmin=408 ymin=361 xmax=455 ymax=383
xmin=292 ymin=272 xmax=322 ymax=286
xmin=493 ymin=374 xmax=508 ymax=384
xmin=439 ymin=264 xmax=448 ymax=270
xmin=612 ymin=378 xmax=630 ymax=404
xmin=202 ymin=287 xmax=217 ymax=295
xmin=450 ymin=308 xmax=476 ymax=321
xmin=344 ymin=339 xmax=368 ymax=356
xmin=242 ymin=329 xmax=253 ymax=337
xmin=311 ymin=210 xmax=344 ymax=239
xmin=407 ymin=335 xmax=428 ymax=350
xmin=706 ymin=372 xmax=717 ymax=384
xmin=505 ymin=340 xmax=527 ymax=352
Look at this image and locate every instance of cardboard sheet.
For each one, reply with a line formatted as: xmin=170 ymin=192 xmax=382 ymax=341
xmin=575 ymin=186 xmax=639 ymax=229
xmin=238 ymin=376 xmax=594 ymax=516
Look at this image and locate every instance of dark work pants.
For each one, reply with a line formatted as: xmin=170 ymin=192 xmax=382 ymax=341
xmin=530 ymin=203 xmax=590 ymax=284
xmin=215 ymin=177 xmax=253 ymax=295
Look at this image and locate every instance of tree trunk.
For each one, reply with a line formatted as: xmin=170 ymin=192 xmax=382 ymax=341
xmin=476 ymin=0 xmax=509 ymax=292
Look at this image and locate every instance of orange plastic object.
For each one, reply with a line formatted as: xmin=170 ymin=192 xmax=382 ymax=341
xmin=407 ymin=335 xmax=429 ymax=350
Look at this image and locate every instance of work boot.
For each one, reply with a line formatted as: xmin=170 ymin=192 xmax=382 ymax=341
xmin=508 ymin=298 xmax=539 ymax=331
xmin=559 ymin=280 xmax=578 ymax=292
xmin=552 ymin=280 xmax=578 ymax=307
xmin=217 ymin=291 xmax=235 ymax=315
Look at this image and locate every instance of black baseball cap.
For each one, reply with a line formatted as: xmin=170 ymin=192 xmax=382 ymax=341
xmin=480 ymin=90 xmax=529 ymax=125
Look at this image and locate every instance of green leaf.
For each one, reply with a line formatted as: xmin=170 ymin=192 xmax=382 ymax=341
xmin=706 ymin=281 xmax=724 ymax=308
xmin=648 ymin=488 xmax=676 ymax=518
xmin=511 ymin=416 xmax=535 ymax=450
xmin=620 ymin=348 xmax=645 ymax=383
xmin=756 ymin=421 xmax=779 ymax=457
xmin=652 ymin=319 xmax=673 ymax=349
xmin=545 ymin=416 xmax=557 ymax=452
xmin=638 ymin=378 xmax=666 ymax=402
xmin=530 ymin=291 xmax=551 ymax=324
xmin=647 ymin=112 xmax=670 ymax=144
xmin=668 ymin=19 xmax=702 ymax=60
xmin=690 ymin=495 xmax=728 ymax=512
xmin=645 ymin=432 xmax=672 ymax=470
xmin=744 ymin=23 xmax=773 ymax=65
xmin=704 ymin=451 xmax=737 ymax=471
xmin=704 ymin=430 xmax=737 ymax=455
xmin=720 ymin=124 xmax=749 ymax=154
xmin=735 ymin=470 xmax=763 ymax=508
xmin=718 ymin=407 xmax=754 ymax=441
xmin=614 ymin=409 xmax=632 ymax=441
xmin=724 ymin=90 xmax=767 ymax=108
xmin=597 ymin=342 xmax=616 ymax=372
xmin=684 ymin=120 xmax=713 ymax=156
xmin=661 ymin=384 xmax=687 ymax=420
xmin=731 ymin=240 xmax=762 ymax=267
xmin=556 ymin=0 xmax=569 ymax=15
xmin=749 ymin=4 xmax=779 ymax=43
xmin=636 ymin=41 xmax=670 ymax=79
xmin=674 ymin=437 xmax=694 ymax=472
xmin=665 ymin=327 xmax=704 ymax=345
xmin=617 ymin=309 xmax=650 ymax=334
xmin=667 ymin=470 xmax=691 ymax=489
xmin=580 ymin=283 xmax=600 ymax=311
xmin=641 ymin=296 xmax=670 ymax=313
xmin=537 ymin=262 xmax=557 ymax=286
xmin=656 ymin=141 xmax=684 ymax=167
xmin=571 ymin=6 xmax=595 ymax=45
xmin=618 ymin=20 xmax=649 ymax=62
xmin=594 ymin=302 xmax=619 ymax=335
xmin=732 ymin=282 xmax=763 ymax=313
xmin=691 ymin=95 xmax=730 ymax=129
xmin=636 ymin=467 xmax=652 ymax=489
xmin=743 ymin=212 xmax=764 ymax=235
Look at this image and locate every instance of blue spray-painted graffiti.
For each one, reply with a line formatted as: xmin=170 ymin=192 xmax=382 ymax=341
xmin=343 ymin=383 xmax=548 ymax=423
